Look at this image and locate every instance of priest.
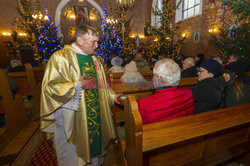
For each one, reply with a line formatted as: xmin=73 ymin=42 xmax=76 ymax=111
xmin=40 ymin=24 xmax=122 ymax=166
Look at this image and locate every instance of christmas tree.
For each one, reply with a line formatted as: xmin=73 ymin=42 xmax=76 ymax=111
xmin=15 ymin=0 xmax=62 ymax=61
xmin=209 ymin=0 xmax=250 ymax=61
xmin=37 ymin=9 xmax=62 ymax=61
xmin=145 ymin=0 xmax=186 ymax=58
xmin=97 ymin=4 xmax=122 ymax=62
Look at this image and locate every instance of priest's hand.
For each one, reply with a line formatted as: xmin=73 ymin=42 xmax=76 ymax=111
xmin=114 ymin=93 xmax=123 ymax=105
xmin=80 ymin=73 xmax=96 ymax=89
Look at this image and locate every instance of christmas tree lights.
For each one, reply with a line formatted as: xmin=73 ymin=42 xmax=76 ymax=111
xmin=37 ymin=9 xmax=62 ymax=61
xmin=209 ymin=0 xmax=249 ymax=61
xmin=144 ymin=0 xmax=187 ymax=58
xmin=15 ymin=0 xmax=62 ymax=61
xmin=97 ymin=3 xmax=122 ymax=62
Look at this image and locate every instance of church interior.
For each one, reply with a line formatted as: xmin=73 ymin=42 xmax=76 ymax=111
xmin=0 ymin=0 xmax=250 ymax=165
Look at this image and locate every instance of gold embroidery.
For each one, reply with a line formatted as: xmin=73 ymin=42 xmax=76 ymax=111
xmin=82 ymin=62 xmax=95 ymax=78
xmin=82 ymin=61 xmax=100 ymax=144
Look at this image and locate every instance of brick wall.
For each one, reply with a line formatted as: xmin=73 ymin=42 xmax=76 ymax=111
xmin=0 ymin=0 xmax=228 ymax=67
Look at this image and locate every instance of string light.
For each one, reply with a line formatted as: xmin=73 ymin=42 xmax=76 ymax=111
xmin=209 ymin=0 xmax=248 ymax=61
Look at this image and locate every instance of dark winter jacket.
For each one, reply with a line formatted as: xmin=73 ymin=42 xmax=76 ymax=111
xmin=225 ymin=76 xmax=250 ymax=107
xmin=191 ymin=77 xmax=225 ymax=114
xmin=181 ymin=66 xmax=198 ymax=78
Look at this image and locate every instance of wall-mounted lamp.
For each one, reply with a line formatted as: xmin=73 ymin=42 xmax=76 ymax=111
xmin=2 ymin=32 xmax=28 ymax=37
xmin=69 ymin=14 xmax=76 ymax=19
xmin=90 ymin=16 xmax=96 ymax=20
xmin=2 ymin=32 xmax=11 ymax=36
xmin=129 ymin=34 xmax=145 ymax=38
xmin=18 ymin=33 xmax=27 ymax=37
xmin=139 ymin=35 xmax=145 ymax=38
xmin=208 ymin=27 xmax=218 ymax=33
xmin=182 ymin=33 xmax=187 ymax=37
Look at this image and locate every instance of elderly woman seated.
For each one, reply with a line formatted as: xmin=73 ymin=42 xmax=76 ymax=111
xmin=191 ymin=59 xmax=225 ymax=114
xmin=120 ymin=61 xmax=146 ymax=83
xmin=137 ymin=59 xmax=194 ymax=124
xmin=108 ymin=56 xmax=124 ymax=73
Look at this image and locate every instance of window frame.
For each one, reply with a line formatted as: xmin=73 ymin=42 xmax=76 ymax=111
xmin=151 ymin=0 xmax=163 ymax=28
xmin=182 ymin=0 xmax=201 ymax=20
xmin=175 ymin=0 xmax=203 ymax=23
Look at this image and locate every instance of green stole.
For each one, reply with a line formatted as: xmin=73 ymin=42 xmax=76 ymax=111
xmin=76 ymin=54 xmax=102 ymax=158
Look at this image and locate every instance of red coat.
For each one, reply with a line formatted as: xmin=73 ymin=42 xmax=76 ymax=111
xmin=138 ymin=87 xmax=194 ymax=124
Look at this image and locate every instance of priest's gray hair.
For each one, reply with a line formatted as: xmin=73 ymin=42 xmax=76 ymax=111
xmin=153 ymin=58 xmax=181 ymax=87
xmin=74 ymin=24 xmax=97 ymax=40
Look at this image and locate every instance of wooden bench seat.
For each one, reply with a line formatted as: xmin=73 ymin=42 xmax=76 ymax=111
xmin=109 ymin=70 xmax=153 ymax=84
xmin=33 ymin=65 xmax=45 ymax=85
xmin=112 ymin=81 xmax=154 ymax=124
xmin=7 ymin=63 xmax=40 ymax=115
xmin=0 ymin=69 xmax=27 ymax=148
xmin=121 ymin=95 xmax=250 ymax=166
xmin=112 ymin=77 xmax=199 ymax=124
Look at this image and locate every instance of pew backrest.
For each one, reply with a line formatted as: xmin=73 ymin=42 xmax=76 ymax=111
xmin=33 ymin=65 xmax=45 ymax=84
xmin=112 ymin=77 xmax=199 ymax=124
xmin=112 ymin=81 xmax=154 ymax=124
xmin=7 ymin=63 xmax=36 ymax=95
xmin=123 ymin=95 xmax=250 ymax=166
xmin=0 ymin=69 xmax=27 ymax=148
xmin=109 ymin=70 xmax=153 ymax=83
xmin=6 ymin=63 xmax=40 ymax=116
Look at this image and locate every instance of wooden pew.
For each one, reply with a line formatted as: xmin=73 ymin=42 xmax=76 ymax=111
xmin=7 ymin=63 xmax=40 ymax=115
xmin=112 ymin=81 xmax=154 ymax=124
xmin=112 ymin=72 xmax=248 ymax=124
xmin=0 ymin=96 xmax=3 ymax=114
xmin=112 ymin=77 xmax=198 ymax=124
xmin=0 ymin=69 xmax=27 ymax=147
xmin=33 ymin=65 xmax=45 ymax=85
xmin=110 ymin=70 xmax=249 ymax=87
xmin=121 ymin=95 xmax=250 ymax=166
xmin=109 ymin=70 xmax=153 ymax=84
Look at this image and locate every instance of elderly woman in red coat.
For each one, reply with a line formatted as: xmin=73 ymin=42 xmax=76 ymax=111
xmin=138 ymin=58 xmax=194 ymax=124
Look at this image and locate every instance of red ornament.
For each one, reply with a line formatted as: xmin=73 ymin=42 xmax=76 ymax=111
xmin=210 ymin=0 xmax=215 ymax=3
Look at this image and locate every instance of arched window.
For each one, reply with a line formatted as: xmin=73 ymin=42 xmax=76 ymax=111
xmin=151 ymin=0 xmax=163 ymax=28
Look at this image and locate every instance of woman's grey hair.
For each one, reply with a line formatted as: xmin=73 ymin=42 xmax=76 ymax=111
xmin=74 ymin=24 xmax=97 ymax=40
xmin=153 ymin=58 xmax=181 ymax=87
